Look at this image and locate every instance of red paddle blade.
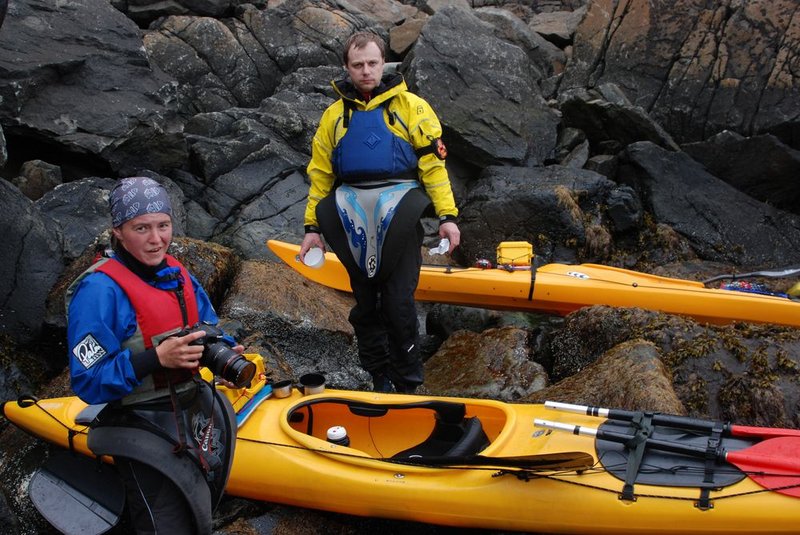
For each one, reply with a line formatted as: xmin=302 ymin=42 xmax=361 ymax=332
xmin=731 ymin=424 xmax=800 ymax=439
xmin=727 ymin=437 xmax=800 ymax=497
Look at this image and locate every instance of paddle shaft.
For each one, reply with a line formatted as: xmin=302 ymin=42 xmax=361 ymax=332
xmin=535 ymin=419 xmax=713 ymax=457
xmin=703 ymin=267 xmax=800 ymax=284
xmin=544 ymin=401 xmax=800 ymax=439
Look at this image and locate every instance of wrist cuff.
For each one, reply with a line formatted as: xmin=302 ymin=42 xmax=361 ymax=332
xmin=305 ymin=225 xmax=321 ymax=234
xmin=438 ymin=214 xmax=457 ymax=225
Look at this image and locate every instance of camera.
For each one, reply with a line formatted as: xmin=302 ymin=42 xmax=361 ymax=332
xmin=180 ymin=322 xmax=256 ymax=388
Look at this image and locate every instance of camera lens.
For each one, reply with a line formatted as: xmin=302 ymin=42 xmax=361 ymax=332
xmin=202 ymin=342 xmax=256 ymax=388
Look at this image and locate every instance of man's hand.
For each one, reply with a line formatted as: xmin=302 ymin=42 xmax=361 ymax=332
xmin=438 ymin=221 xmax=460 ymax=253
xmin=299 ymin=232 xmax=325 ymax=262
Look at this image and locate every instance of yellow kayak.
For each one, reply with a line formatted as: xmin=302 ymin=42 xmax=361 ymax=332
xmin=266 ymin=240 xmax=800 ymax=328
xmin=5 ymin=355 xmax=800 ymax=534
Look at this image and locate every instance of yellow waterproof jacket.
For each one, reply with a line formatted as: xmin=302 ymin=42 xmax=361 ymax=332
xmin=304 ymin=74 xmax=458 ymax=228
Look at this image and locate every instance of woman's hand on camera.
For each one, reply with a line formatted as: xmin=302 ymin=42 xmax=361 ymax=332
xmin=156 ymin=330 xmax=206 ymax=369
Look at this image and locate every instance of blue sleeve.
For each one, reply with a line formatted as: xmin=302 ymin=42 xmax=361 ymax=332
xmin=67 ymin=273 xmax=142 ymax=404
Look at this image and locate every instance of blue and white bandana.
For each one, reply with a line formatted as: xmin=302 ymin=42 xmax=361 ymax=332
xmin=109 ymin=176 xmax=172 ymax=228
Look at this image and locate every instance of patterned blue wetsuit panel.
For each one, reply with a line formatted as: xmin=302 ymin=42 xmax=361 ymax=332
xmin=336 ymin=182 xmax=418 ymax=278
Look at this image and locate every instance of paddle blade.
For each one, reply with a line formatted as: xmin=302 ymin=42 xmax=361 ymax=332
xmin=730 ymin=424 xmax=800 ymax=439
xmin=727 ymin=437 xmax=800 ymax=497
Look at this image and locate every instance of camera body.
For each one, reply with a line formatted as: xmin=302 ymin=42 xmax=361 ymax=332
xmin=179 ymin=322 xmax=256 ymax=388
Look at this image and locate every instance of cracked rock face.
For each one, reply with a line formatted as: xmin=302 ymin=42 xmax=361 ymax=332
xmin=560 ymin=0 xmax=800 ymax=144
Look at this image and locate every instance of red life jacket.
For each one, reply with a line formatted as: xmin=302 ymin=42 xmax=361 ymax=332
xmin=97 ymin=255 xmax=200 ymax=389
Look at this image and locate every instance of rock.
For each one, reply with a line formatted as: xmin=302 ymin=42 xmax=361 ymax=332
xmin=559 ymin=86 xmax=681 ymax=152
xmin=560 ymin=0 xmax=800 ymax=147
xmin=605 ymin=185 xmax=642 ymax=232
xmin=11 ymin=160 xmax=62 ymax=201
xmin=457 ymin=164 xmax=617 ymax=263
xmin=35 ymin=177 xmax=116 ymax=261
xmin=425 ymin=304 xmax=501 ymax=339
xmin=541 ymin=305 xmax=800 ymax=425
xmin=220 ymin=260 xmax=366 ymax=389
xmin=0 ymin=180 xmax=64 ymax=344
xmin=560 ymin=138 xmax=590 ymax=168
xmin=526 ymin=339 xmax=685 ymax=414
xmin=528 ymin=6 xmax=587 ymax=48
xmin=0 ymin=0 xmax=187 ymax=177
xmin=0 ymin=125 xmax=6 ymax=167
xmin=585 ymin=153 xmax=618 ymax=178
xmin=405 ymin=6 xmax=560 ymax=167
xmin=475 ymin=6 xmax=566 ymax=78
xmin=342 ymin=0 xmax=418 ymax=30
xmin=389 ymin=14 xmax=428 ymax=56
xmin=424 ymin=326 xmax=549 ymax=400
xmin=113 ymin=0 xmax=266 ymax=26
xmin=422 ymin=0 xmax=472 ymax=14
xmin=620 ymin=141 xmax=800 ymax=267
xmin=144 ymin=15 xmax=273 ymax=113
xmin=682 ymin=133 xmax=800 ymax=215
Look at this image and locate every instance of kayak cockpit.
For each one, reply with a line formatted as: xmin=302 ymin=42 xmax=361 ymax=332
xmin=282 ymin=397 xmax=510 ymax=463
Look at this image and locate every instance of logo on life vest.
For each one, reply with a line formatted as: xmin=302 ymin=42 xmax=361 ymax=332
xmin=72 ymin=334 xmax=107 ymax=369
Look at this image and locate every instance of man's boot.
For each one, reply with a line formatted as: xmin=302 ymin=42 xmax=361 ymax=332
xmin=371 ymin=372 xmax=393 ymax=393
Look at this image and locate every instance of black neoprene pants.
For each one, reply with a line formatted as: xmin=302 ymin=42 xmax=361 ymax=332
xmin=115 ymin=457 xmax=200 ymax=534
xmin=348 ymin=224 xmax=424 ymax=390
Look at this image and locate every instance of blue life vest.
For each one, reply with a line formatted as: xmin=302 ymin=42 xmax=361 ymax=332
xmin=332 ymin=103 xmax=419 ymax=183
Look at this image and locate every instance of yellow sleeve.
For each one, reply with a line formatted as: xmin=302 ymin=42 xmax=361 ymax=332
xmin=304 ymin=103 xmax=340 ymax=228
xmin=394 ymin=93 xmax=459 ymax=219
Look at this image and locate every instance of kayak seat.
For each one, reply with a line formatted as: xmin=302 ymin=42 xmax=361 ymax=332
xmin=393 ymin=416 xmax=489 ymax=459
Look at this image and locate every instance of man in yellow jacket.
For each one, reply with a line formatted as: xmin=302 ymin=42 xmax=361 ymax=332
xmin=299 ymin=31 xmax=460 ymax=393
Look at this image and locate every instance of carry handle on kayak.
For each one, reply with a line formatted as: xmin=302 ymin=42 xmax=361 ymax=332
xmin=534 ymin=419 xmax=800 ymax=498
xmin=544 ymin=400 xmax=800 ymax=439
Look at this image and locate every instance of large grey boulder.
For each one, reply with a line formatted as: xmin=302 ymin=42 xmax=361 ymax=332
xmin=457 ymin=165 xmax=623 ymax=263
xmin=0 ymin=180 xmax=64 ymax=343
xmin=0 ymin=0 xmax=187 ymax=176
xmin=111 ymin=0 xmax=266 ymax=26
xmin=405 ymin=6 xmax=560 ymax=167
xmin=559 ymin=0 xmax=800 ymax=147
xmin=620 ymin=141 xmax=800 ymax=267
xmin=682 ymin=132 xmax=800 ymax=215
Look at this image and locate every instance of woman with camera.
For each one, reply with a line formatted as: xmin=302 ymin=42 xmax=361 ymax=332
xmin=66 ymin=176 xmax=244 ymax=534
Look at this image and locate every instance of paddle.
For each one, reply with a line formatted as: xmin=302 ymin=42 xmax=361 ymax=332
xmin=388 ymin=450 xmax=595 ymax=471
xmin=535 ymin=419 xmax=800 ymax=497
xmin=544 ymin=400 xmax=800 ymax=440
xmin=703 ymin=267 xmax=800 ymax=285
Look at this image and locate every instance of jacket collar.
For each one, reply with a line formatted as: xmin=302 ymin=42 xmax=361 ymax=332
xmin=332 ymin=72 xmax=407 ymax=109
